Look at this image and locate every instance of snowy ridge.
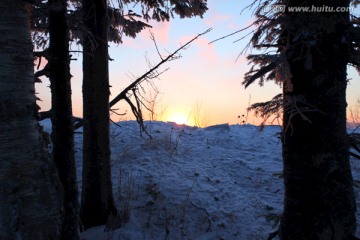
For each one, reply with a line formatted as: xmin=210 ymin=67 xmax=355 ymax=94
xmin=40 ymin=120 xmax=360 ymax=239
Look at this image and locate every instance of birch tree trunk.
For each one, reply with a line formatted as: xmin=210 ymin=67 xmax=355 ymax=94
xmin=0 ymin=0 xmax=63 ymax=239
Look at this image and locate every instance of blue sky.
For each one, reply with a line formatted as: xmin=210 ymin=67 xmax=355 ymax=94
xmin=36 ymin=0 xmax=360 ymax=126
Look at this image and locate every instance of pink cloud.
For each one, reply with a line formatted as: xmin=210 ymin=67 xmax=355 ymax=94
xmin=205 ymin=11 xmax=232 ymax=27
xmin=197 ymin=38 xmax=218 ymax=62
xmin=149 ymin=21 xmax=171 ymax=45
xmin=121 ymin=20 xmax=171 ymax=49
xmin=122 ymin=37 xmax=139 ymax=48
xmin=178 ymin=35 xmax=219 ymax=63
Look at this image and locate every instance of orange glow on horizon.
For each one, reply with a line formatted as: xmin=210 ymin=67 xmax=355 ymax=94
xmin=166 ymin=112 xmax=193 ymax=126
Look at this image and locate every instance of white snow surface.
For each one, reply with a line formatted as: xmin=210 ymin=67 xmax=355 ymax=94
xmin=41 ymin=120 xmax=360 ymax=240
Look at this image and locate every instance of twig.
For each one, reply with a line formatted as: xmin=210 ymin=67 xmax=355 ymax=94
xmin=150 ymin=30 xmax=164 ymax=60
xmin=350 ymin=151 xmax=360 ymax=160
xmin=109 ymin=28 xmax=212 ymax=109
xmin=34 ymin=65 xmax=50 ymax=82
xmin=124 ymin=95 xmax=152 ymax=139
xmin=110 ymin=118 xmax=122 ymax=128
xmin=38 ymin=110 xmax=52 ymax=120
xmin=209 ymin=23 xmax=255 ymax=44
xmin=74 ymin=28 xmax=212 ymax=131
xmin=110 ymin=108 xmax=127 ymax=116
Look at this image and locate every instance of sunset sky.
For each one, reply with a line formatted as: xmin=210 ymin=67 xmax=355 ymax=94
xmin=36 ymin=0 xmax=360 ymax=126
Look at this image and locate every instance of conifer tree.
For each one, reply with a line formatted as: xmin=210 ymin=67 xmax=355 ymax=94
xmin=0 ymin=0 xmax=62 ymax=238
xmin=243 ymin=0 xmax=360 ymax=238
xmin=80 ymin=0 xmax=208 ymax=229
xmin=48 ymin=0 xmax=80 ymax=238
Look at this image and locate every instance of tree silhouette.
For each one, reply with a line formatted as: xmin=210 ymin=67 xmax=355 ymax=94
xmin=242 ymin=0 xmax=359 ymax=238
xmin=80 ymin=0 xmax=208 ymax=229
xmin=48 ymin=0 xmax=80 ymax=238
xmin=29 ymin=0 xmax=209 ymax=230
xmin=0 ymin=0 xmax=62 ymax=238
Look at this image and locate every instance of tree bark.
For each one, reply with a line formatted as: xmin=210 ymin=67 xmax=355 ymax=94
xmin=80 ymin=0 xmax=117 ymax=229
xmin=280 ymin=0 xmax=357 ymax=238
xmin=0 ymin=1 xmax=63 ymax=239
xmin=48 ymin=0 xmax=80 ymax=239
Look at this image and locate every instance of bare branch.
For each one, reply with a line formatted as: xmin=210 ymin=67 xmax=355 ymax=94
xmin=33 ymin=48 xmax=49 ymax=59
xmin=73 ymin=28 xmax=212 ymax=131
xmin=209 ymin=22 xmax=255 ymax=45
xmin=34 ymin=65 xmax=50 ymax=83
xmin=110 ymin=108 xmax=127 ymax=116
xmin=109 ymin=28 xmax=212 ymax=109
xmin=350 ymin=151 xmax=360 ymax=160
xmin=124 ymin=96 xmax=152 ymax=138
xmin=150 ymin=30 xmax=164 ymax=60
xmin=38 ymin=110 xmax=52 ymax=121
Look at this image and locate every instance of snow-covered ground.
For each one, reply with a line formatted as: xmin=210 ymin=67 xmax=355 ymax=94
xmin=41 ymin=120 xmax=360 ymax=239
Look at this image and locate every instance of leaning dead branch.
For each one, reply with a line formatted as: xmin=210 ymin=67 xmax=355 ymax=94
xmin=109 ymin=28 xmax=212 ymax=109
xmin=73 ymin=28 xmax=212 ymax=132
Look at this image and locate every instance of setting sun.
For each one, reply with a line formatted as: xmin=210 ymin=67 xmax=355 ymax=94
xmin=166 ymin=112 xmax=191 ymax=125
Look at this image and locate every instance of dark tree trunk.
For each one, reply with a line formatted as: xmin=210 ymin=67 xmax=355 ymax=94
xmin=0 ymin=0 xmax=63 ymax=238
xmin=279 ymin=0 xmax=356 ymax=238
xmin=80 ymin=0 xmax=117 ymax=229
xmin=48 ymin=0 xmax=80 ymax=239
